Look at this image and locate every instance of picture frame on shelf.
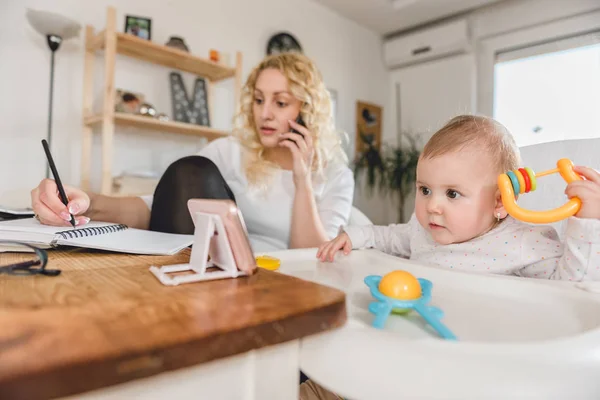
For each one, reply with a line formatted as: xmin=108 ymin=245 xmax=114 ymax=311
xmin=124 ymin=15 xmax=151 ymax=40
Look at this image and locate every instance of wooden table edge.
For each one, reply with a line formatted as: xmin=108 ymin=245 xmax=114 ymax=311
xmin=0 ymin=293 xmax=346 ymax=400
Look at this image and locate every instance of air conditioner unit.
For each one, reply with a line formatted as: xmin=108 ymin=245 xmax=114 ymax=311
xmin=383 ymin=18 xmax=472 ymax=69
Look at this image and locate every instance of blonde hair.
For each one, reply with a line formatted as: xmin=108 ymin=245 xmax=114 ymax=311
xmin=421 ymin=115 xmax=520 ymax=174
xmin=232 ymin=52 xmax=347 ymax=187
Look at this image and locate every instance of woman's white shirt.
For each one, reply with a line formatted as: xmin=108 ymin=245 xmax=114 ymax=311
xmin=141 ymin=137 xmax=354 ymax=252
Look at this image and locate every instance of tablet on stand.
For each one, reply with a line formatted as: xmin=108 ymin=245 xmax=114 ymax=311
xmin=150 ymin=199 xmax=257 ymax=286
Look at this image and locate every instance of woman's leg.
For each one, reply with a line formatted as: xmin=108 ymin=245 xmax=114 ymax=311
xmin=300 ymin=371 xmax=310 ymax=384
xmin=299 ymin=379 xmax=345 ymax=400
xmin=149 ymin=156 xmax=235 ymax=234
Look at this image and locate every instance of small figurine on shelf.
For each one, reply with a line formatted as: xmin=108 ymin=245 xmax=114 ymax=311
xmin=115 ymin=89 xmax=143 ymax=114
xmin=209 ymin=49 xmax=220 ymax=63
xmin=139 ymin=103 xmax=156 ymax=117
xmin=165 ymin=36 xmax=189 ymax=52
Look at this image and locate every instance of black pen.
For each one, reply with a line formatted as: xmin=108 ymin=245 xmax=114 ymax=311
xmin=41 ymin=139 xmax=76 ymax=228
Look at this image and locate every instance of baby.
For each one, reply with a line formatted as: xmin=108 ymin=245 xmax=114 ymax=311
xmin=318 ymin=115 xmax=600 ymax=281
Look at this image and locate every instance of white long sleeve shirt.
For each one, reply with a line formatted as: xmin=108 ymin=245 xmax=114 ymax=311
xmin=344 ymin=215 xmax=600 ymax=281
xmin=142 ymin=137 xmax=354 ymax=252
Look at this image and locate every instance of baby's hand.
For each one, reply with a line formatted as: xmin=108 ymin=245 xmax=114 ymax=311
xmin=316 ymin=232 xmax=353 ymax=262
xmin=565 ymin=166 xmax=600 ymax=219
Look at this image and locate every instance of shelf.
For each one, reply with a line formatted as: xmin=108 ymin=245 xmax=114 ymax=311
xmin=84 ymin=112 xmax=230 ymax=140
xmin=81 ymin=6 xmax=242 ymax=195
xmin=92 ymin=32 xmax=236 ymax=81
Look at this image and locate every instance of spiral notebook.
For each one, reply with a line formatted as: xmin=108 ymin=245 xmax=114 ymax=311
xmin=0 ymin=218 xmax=193 ymax=255
xmin=0 ymin=206 xmax=35 ymax=220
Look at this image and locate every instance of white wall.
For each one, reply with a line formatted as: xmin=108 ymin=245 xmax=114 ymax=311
xmin=0 ymin=0 xmax=391 ymax=218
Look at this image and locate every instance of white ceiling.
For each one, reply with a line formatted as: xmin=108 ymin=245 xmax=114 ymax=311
xmin=313 ymin=0 xmax=505 ymax=35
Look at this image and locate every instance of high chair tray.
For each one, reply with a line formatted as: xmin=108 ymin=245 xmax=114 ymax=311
xmin=269 ymin=248 xmax=600 ymax=400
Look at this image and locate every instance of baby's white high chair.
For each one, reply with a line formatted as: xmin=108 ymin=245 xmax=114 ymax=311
xmin=279 ymin=138 xmax=600 ymax=400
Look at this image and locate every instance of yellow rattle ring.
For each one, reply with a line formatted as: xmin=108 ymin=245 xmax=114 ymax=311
xmin=498 ymin=158 xmax=582 ymax=224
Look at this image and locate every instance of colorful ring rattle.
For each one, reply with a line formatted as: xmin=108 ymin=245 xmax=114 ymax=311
xmin=498 ymin=158 xmax=582 ymax=224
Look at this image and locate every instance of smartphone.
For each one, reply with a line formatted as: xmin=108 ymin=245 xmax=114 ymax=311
xmin=290 ymin=114 xmax=306 ymax=135
xmin=187 ymin=199 xmax=257 ymax=275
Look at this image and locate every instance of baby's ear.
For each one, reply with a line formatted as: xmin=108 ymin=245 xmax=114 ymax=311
xmin=494 ymin=189 xmax=508 ymax=219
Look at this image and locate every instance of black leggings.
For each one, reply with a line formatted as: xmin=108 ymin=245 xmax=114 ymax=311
xmin=149 ymin=156 xmax=235 ymax=234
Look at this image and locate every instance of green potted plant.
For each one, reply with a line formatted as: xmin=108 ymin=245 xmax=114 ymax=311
xmin=353 ymin=132 xmax=421 ymax=223
xmin=383 ymin=134 xmax=421 ymax=222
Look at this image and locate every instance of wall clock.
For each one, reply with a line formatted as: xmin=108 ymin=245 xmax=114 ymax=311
xmin=266 ymin=32 xmax=302 ymax=55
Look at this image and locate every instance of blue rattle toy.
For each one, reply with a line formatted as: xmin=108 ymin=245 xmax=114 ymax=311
xmin=364 ymin=270 xmax=457 ymax=340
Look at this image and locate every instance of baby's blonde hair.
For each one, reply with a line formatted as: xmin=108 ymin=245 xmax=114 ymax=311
xmin=422 ymin=115 xmax=520 ymax=174
xmin=232 ymin=52 xmax=347 ymax=188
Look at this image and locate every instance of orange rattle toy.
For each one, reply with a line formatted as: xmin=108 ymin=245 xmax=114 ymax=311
xmin=379 ymin=270 xmax=422 ymax=315
xmin=365 ymin=270 xmax=457 ymax=339
xmin=379 ymin=269 xmax=421 ymax=296
xmin=498 ymin=158 xmax=582 ymax=224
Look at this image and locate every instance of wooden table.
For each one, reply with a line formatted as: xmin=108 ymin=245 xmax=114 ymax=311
xmin=0 ymin=249 xmax=346 ymax=400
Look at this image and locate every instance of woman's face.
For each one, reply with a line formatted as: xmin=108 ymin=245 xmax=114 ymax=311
xmin=252 ymin=68 xmax=302 ymax=148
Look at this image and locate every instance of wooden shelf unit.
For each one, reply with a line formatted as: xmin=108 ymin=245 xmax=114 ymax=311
xmin=81 ymin=6 xmax=243 ymax=195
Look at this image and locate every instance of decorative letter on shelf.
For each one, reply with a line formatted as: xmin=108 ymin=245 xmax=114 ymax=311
xmin=169 ymin=72 xmax=210 ymax=126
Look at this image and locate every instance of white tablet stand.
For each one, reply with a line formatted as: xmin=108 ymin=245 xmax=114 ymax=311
xmin=149 ymin=211 xmax=247 ymax=286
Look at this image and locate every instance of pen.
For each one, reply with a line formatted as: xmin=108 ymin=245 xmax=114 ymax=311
xmin=41 ymin=139 xmax=76 ymax=228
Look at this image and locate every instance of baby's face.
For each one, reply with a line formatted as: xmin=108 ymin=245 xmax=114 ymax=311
xmin=414 ymin=149 xmax=499 ymax=245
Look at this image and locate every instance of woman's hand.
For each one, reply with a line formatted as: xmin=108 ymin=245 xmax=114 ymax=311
xmin=31 ymin=179 xmax=91 ymax=226
xmin=566 ymin=166 xmax=600 ymax=220
xmin=279 ymin=119 xmax=314 ymax=186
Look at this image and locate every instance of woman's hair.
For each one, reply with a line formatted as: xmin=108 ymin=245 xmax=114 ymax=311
xmin=421 ymin=114 xmax=521 ymax=174
xmin=232 ymin=52 xmax=347 ymax=188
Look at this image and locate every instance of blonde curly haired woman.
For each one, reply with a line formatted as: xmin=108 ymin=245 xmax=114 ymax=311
xmin=30 ymin=52 xmax=355 ymax=252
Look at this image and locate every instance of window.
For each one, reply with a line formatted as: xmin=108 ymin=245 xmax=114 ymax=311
xmin=493 ymin=33 xmax=600 ymax=147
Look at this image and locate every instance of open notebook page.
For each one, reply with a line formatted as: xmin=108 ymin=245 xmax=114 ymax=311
xmin=0 ymin=219 xmax=120 ymax=245
xmin=0 ymin=218 xmax=193 ymax=255
xmin=58 ymin=229 xmax=193 ymax=255
xmin=0 ymin=218 xmax=117 ymax=235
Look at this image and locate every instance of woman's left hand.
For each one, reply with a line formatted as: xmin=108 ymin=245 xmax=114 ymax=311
xmin=279 ymin=119 xmax=314 ymax=186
